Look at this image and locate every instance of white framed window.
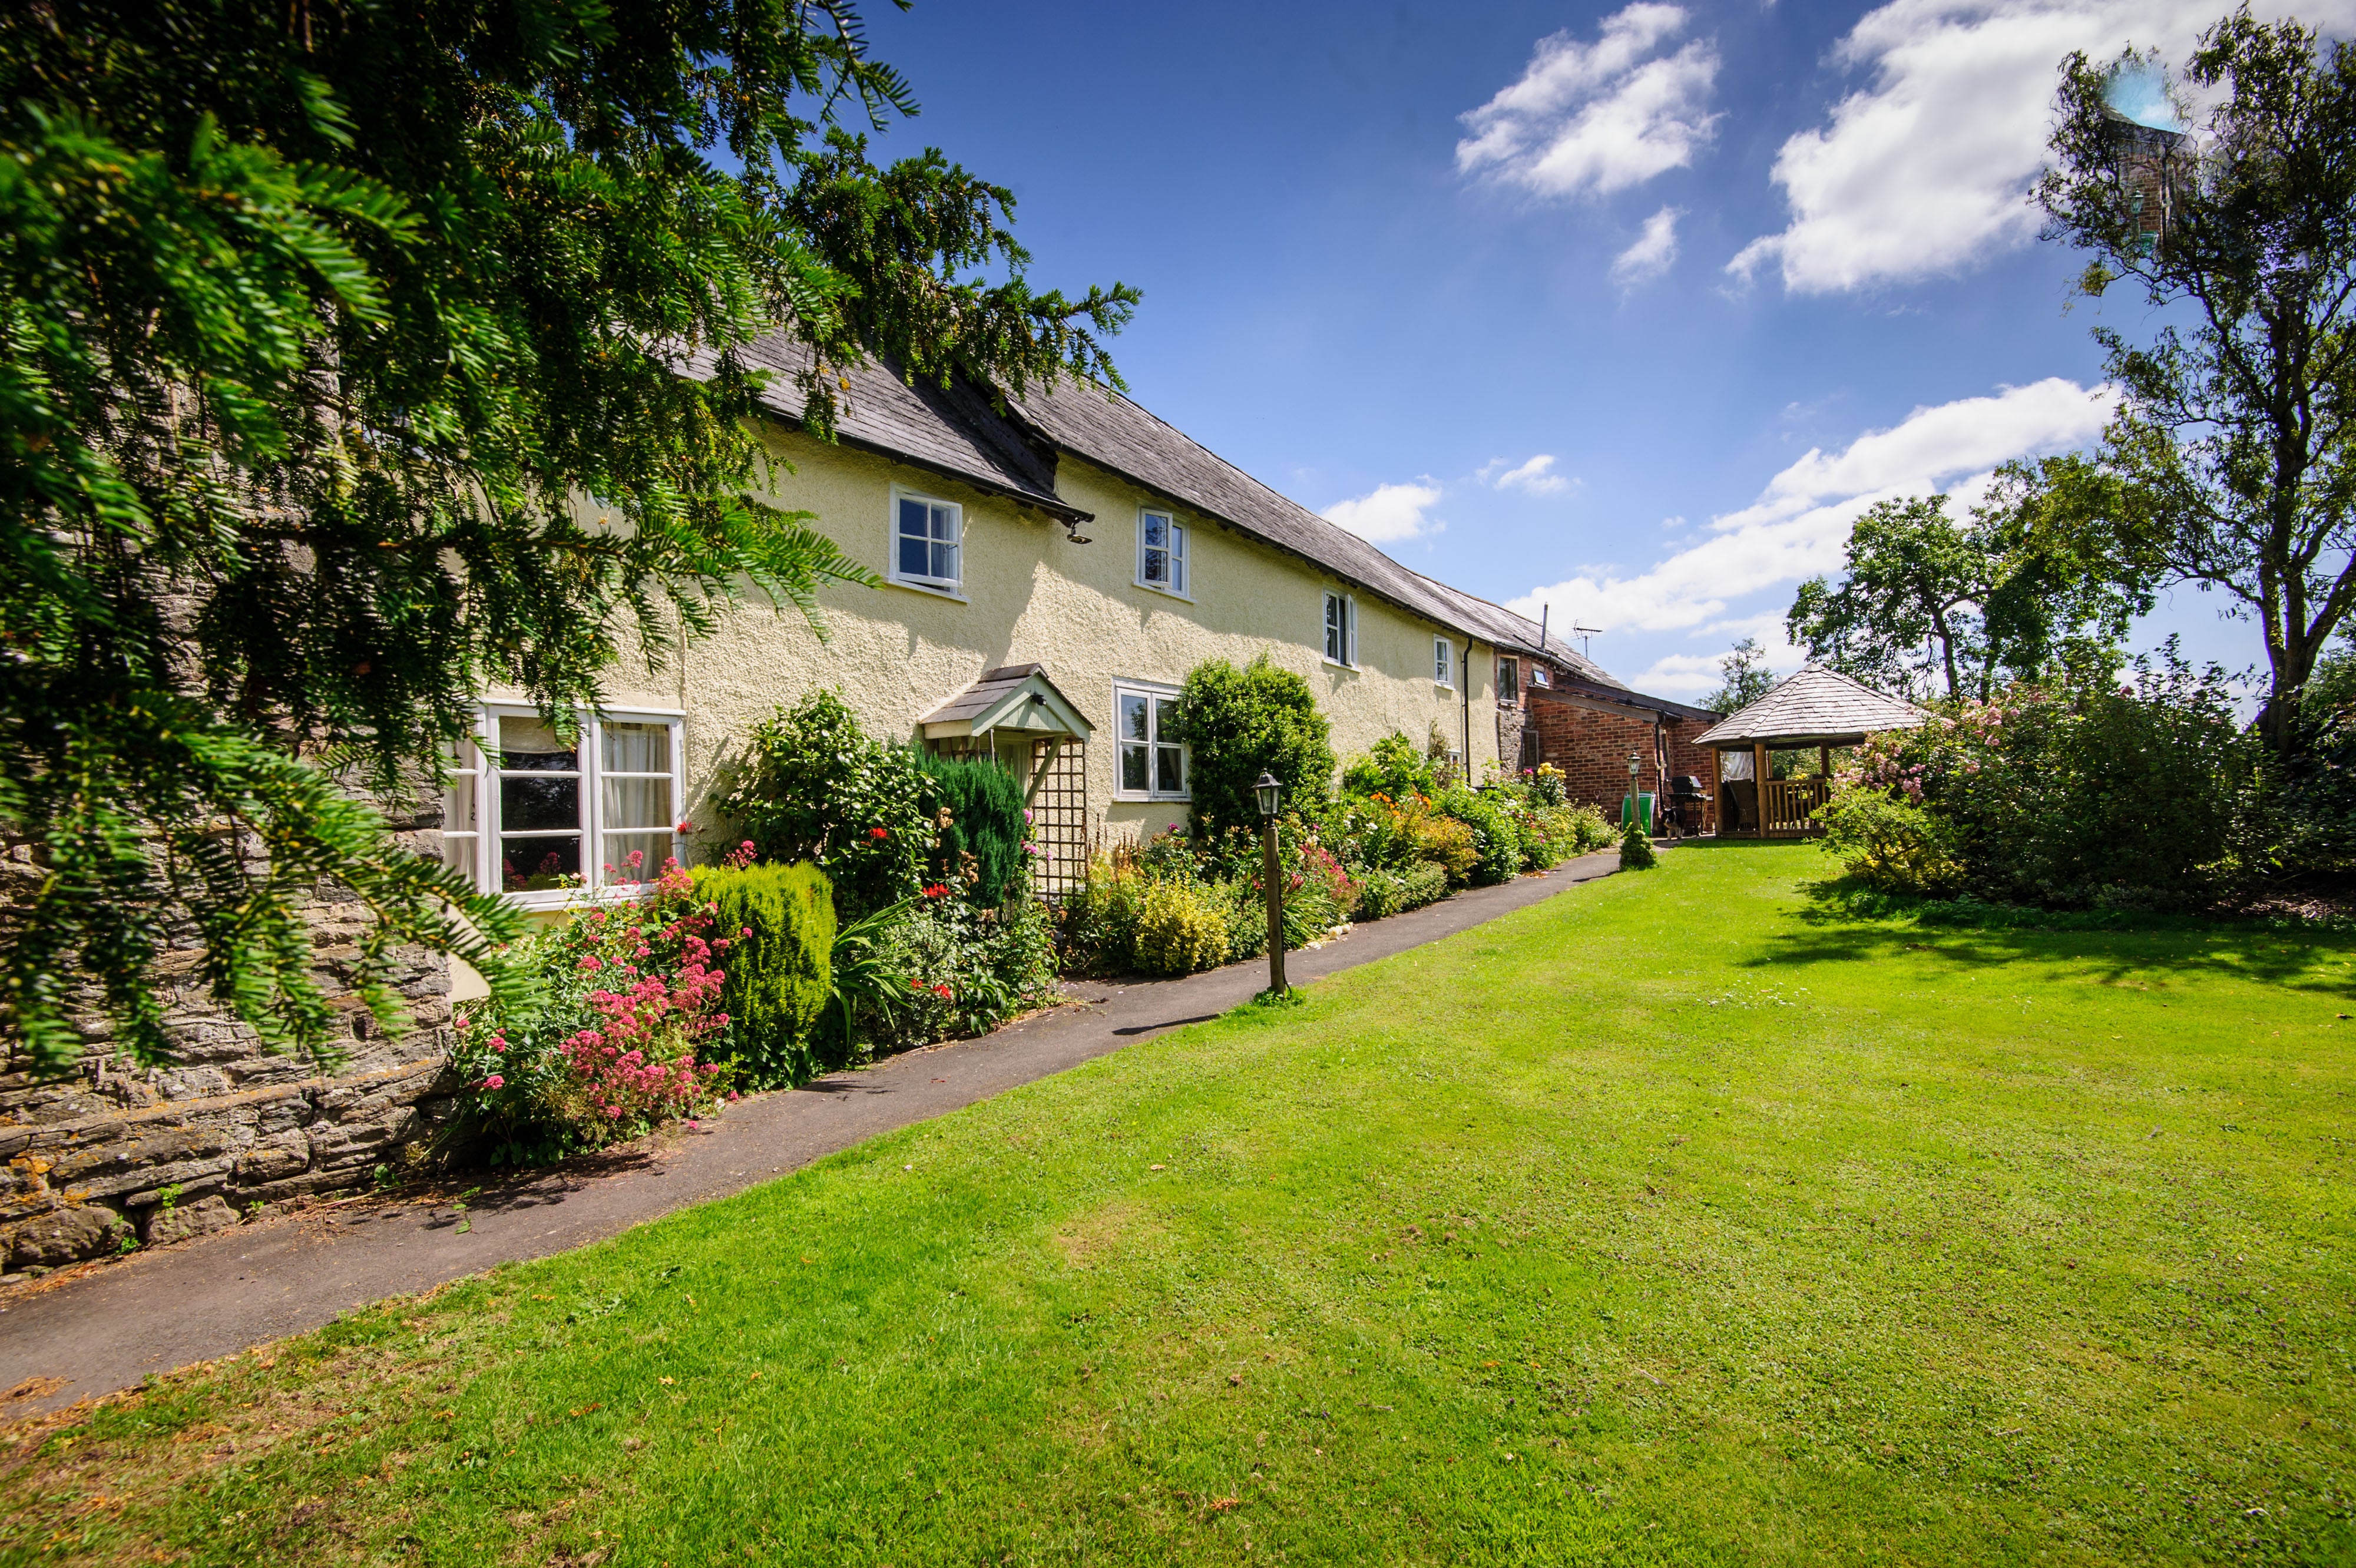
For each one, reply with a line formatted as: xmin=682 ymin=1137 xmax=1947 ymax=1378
xmin=889 ymin=486 xmax=964 ymax=596
xmin=1434 ymin=637 xmax=1454 ymax=689
xmin=1112 ymin=680 xmax=1189 ymax=800
xmin=1137 ymin=508 xmax=1189 ymax=597
xmin=442 ymin=707 xmax=686 ymax=907
xmin=1530 ymin=663 xmax=1552 ymax=688
xmin=1323 ymin=590 xmax=1357 ymax=668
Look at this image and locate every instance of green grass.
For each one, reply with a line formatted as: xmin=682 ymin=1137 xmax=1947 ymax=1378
xmin=6 ymin=842 xmax=2354 ymax=1567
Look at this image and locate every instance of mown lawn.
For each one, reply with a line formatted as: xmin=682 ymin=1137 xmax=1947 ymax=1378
xmin=4 ymin=842 xmax=2353 ymax=1567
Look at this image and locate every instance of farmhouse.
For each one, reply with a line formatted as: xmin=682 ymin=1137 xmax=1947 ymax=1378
xmin=441 ymin=342 xmax=1709 ymax=907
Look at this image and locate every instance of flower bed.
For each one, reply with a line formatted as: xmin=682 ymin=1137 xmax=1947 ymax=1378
xmin=448 ymin=859 xmax=737 ymax=1165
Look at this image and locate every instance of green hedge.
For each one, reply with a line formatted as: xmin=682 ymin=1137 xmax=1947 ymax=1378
xmin=691 ymin=862 xmax=836 ymax=1087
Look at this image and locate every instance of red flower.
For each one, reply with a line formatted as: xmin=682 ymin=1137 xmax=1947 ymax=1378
xmin=868 ymin=826 xmax=889 ymax=841
xmin=922 ymin=883 xmax=949 ymax=899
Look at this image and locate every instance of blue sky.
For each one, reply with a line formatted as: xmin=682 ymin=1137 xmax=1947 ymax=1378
xmin=856 ymin=0 xmax=2352 ymax=700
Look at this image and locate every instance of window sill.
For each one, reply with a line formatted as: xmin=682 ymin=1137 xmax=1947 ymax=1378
xmin=1113 ymin=792 xmax=1193 ymax=805
xmin=886 ymin=575 xmax=968 ymax=602
xmin=1132 ymin=581 xmax=1194 ymax=603
xmin=1322 ymin=658 xmax=1358 ymax=672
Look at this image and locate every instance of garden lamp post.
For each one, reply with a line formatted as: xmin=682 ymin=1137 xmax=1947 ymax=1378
xmin=1256 ymin=770 xmax=1286 ymax=995
xmin=1628 ymin=749 xmax=1642 ymax=835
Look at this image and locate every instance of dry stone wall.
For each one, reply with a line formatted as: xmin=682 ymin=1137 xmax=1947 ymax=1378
xmin=1 ymin=809 xmax=459 ymax=1281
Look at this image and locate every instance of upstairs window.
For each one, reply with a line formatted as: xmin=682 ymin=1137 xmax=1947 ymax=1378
xmin=891 ymin=487 xmax=963 ymax=595
xmin=1113 ymin=681 xmax=1189 ymax=799
xmin=1137 ymin=509 xmax=1189 ymax=597
xmin=1530 ymin=663 xmax=1552 ymax=688
xmin=1434 ymin=637 xmax=1454 ymax=689
xmin=441 ymin=708 xmax=684 ymax=906
xmin=1323 ymin=590 xmax=1357 ymax=667
xmin=1498 ymin=657 xmax=1520 ymax=703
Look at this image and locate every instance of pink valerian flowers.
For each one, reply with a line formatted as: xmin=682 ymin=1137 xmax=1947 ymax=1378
xmin=454 ymin=854 xmax=734 ymax=1146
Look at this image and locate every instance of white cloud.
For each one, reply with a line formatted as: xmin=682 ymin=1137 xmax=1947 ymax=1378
xmin=1322 ymin=479 xmax=1445 ymax=544
xmin=1457 ymin=4 xmax=1720 ymax=200
xmin=1507 ymin=376 xmax=2116 ymax=634
xmin=1611 ymin=206 xmax=1683 ymax=286
xmin=1491 ymin=454 xmax=1571 ymax=495
xmin=1728 ymin=0 xmax=2356 ymax=294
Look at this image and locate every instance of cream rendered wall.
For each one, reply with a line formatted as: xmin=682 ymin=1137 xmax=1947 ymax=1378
xmin=489 ymin=422 xmax=1497 ymax=850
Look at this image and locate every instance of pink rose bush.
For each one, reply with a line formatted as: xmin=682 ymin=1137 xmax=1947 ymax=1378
xmin=451 ymin=859 xmax=737 ymax=1163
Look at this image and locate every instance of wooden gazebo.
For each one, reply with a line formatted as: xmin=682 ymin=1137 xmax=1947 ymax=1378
xmin=1694 ymin=667 xmax=1927 ymax=837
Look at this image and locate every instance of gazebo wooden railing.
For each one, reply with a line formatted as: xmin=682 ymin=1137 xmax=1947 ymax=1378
xmin=1760 ymin=776 xmax=1832 ymax=833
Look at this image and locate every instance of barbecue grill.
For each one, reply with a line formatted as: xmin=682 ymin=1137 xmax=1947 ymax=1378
xmin=1666 ymin=774 xmax=1708 ymax=835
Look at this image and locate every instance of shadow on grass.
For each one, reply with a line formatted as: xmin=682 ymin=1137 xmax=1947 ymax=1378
xmin=1744 ymin=874 xmax=2356 ymax=997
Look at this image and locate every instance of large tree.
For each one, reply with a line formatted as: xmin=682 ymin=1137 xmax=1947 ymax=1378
xmin=0 ymin=1 xmax=1136 ymax=1075
xmin=2039 ymin=12 xmax=2356 ymax=756
xmin=1786 ymin=479 xmax=2143 ymax=703
xmin=1702 ymin=636 xmax=1773 ymax=715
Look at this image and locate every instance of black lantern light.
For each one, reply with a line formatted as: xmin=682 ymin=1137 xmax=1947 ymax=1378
xmin=1255 ymin=771 xmax=1286 ymax=995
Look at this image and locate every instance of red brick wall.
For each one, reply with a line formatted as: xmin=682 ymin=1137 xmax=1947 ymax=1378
xmin=1523 ymin=693 xmax=1716 ymax=830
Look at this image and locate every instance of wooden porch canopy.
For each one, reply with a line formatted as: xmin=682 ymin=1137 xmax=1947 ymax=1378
xmin=1692 ymin=667 xmax=1927 ymax=837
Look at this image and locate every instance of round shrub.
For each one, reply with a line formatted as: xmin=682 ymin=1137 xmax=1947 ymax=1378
xmin=1171 ymin=653 xmax=1336 ymax=837
xmin=1136 ymin=879 xmax=1232 ymax=975
xmin=714 ymin=690 xmax=925 ymax=917
xmin=1816 ymin=789 xmax=1962 ymax=895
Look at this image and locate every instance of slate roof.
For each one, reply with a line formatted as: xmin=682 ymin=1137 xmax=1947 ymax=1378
xmin=1016 ymin=376 xmax=1510 ymax=646
xmin=1692 ymin=666 xmax=1929 ymax=747
xmin=698 ymin=339 xmax=1086 ymax=522
xmin=709 ymin=333 xmax=1703 ymax=717
xmin=915 ymin=663 xmax=1094 ymax=739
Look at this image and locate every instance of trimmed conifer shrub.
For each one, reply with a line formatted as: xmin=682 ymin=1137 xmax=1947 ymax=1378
xmin=918 ymin=753 xmax=1028 ymax=905
xmin=691 ymin=862 xmax=836 ymax=1087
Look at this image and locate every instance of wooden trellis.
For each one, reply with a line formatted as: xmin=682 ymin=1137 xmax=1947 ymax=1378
xmin=1025 ymin=736 xmax=1088 ymax=898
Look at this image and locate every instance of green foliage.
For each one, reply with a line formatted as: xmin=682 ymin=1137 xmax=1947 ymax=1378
xmin=1787 ymin=489 xmax=2142 ymax=704
xmin=1815 ymin=790 xmax=1963 ymax=895
xmin=918 ymin=754 xmax=1027 ymax=907
xmin=0 ymin=1 xmax=1134 ymax=1076
xmin=1849 ymin=646 xmax=2250 ymax=906
xmin=1339 ymin=732 xmax=1437 ymax=800
xmin=1170 ymin=654 xmax=1336 ymax=837
xmin=1437 ymin=788 xmax=1523 ymax=886
xmin=1618 ymin=814 xmax=1659 ymax=872
xmin=1134 ymin=881 xmax=1233 ymax=977
xmin=862 ymin=895 xmax=1058 ymax=1051
xmin=1704 ymin=637 xmax=1775 ymax=715
xmin=2039 ymin=15 xmax=2356 ymax=754
xmin=821 ymin=897 xmax=916 ymax=1064
xmin=715 ymin=691 xmax=927 ymax=918
xmin=690 ymin=862 xmax=835 ymax=1088
xmin=1354 ymin=860 xmax=1450 ymax=920
xmin=1563 ymin=803 xmax=1617 ymax=855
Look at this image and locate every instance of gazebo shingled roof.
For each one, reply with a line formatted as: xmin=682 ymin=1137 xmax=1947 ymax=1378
xmin=1692 ymin=666 xmax=1928 ymax=749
